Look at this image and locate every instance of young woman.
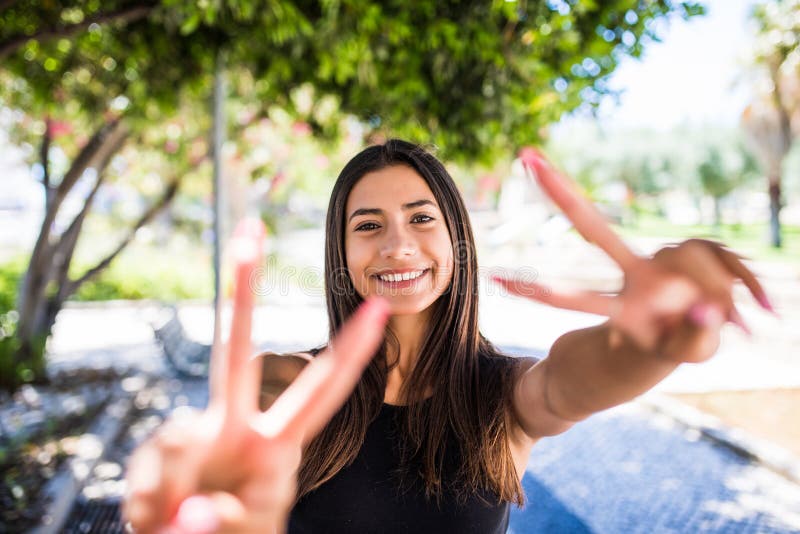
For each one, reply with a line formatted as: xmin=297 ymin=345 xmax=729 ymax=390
xmin=124 ymin=140 xmax=769 ymax=534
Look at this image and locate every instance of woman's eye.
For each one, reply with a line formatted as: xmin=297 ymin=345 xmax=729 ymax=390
xmin=412 ymin=214 xmax=434 ymax=224
xmin=355 ymin=222 xmax=380 ymax=232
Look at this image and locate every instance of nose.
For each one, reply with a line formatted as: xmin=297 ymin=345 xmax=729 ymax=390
xmin=380 ymin=224 xmax=417 ymax=259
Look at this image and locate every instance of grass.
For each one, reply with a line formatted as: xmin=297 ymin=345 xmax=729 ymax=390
xmin=70 ymin=238 xmax=214 ymax=302
xmin=614 ymin=213 xmax=800 ymax=263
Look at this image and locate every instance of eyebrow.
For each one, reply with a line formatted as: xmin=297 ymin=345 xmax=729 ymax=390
xmin=347 ymin=199 xmax=436 ymax=222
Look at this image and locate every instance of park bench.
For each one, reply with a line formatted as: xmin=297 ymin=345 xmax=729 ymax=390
xmin=151 ymin=305 xmax=210 ymax=378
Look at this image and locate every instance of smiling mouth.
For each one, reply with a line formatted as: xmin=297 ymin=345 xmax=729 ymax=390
xmin=373 ymin=268 xmax=431 ymax=284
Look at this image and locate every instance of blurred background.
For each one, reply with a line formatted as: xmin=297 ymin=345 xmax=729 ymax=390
xmin=1 ymin=0 xmax=799 ymax=532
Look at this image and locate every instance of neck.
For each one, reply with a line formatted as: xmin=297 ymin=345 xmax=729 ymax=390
xmin=384 ymin=308 xmax=431 ymax=403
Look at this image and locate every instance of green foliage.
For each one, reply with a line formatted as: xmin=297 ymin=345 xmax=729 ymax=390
xmin=696 ymin=145 xmax=762 ymax=228
xmin=0 ymin=259 xmax=44 ymax=390
xmin=751 ymin=0 xmax=800 ymax=64
xmin=0 ymin=0 xmax=705 ymax=163
xmin=615 ymin=214 xmax=800 ymax=263
xmin=548 ymin=122 xmax=761 ymax=196
xmin=70 ymin=242 xmax=213 ymax=301
xmin=697 ymin=144 xmax=760 ymax=198
xmin=300 ymin=0 xmax=706 ymax=161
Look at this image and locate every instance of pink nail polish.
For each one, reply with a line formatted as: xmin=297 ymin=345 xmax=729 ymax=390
xmin=688 ymin=303 xmax=723 ymax=327
xmin=757 ymin=293 xmax=778 ymax=315
xmin=175 ymin=496 xmax=219 ymax=534
xmin=728 ymin=309 xmax=752 ymax=337
xmin=688 ymin=303 xmax=706 ymax=325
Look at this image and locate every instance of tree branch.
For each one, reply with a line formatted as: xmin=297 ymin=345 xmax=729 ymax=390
xmin=64 ymin=179 xmax=180 ymax=296
xmin=52 ymin=118 xmax=124 ymax=211
xmin=50 ymin=126 xmax=129 ymax=303
xmin=16 ymin=117 xmax=125 ymax=330
xmin=50 ymin=172 xmax=106 ymax=303
xmin=57 ymin=126 xmax=129 ymax=252
xmin=40 ymin=116 xmax=52 ymax=203
xmin=0 ymin=3 xmax=156 ymax=59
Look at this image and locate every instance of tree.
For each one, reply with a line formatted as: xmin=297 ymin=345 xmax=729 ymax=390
xmin=697 ymin=146 xmax=760 ymax=229
xmin=742 ymin=0 xmax=800 ymax=248
xmin=0 ymin=0 xmax=703 ymax=390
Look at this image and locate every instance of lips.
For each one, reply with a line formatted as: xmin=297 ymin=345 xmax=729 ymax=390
xmin=377 ymin=269 xmax=426 ymax=282
xmin=372 ymin=268 xmax=431 ymax=286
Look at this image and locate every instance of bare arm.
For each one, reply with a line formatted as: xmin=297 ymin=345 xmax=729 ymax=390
xmin=502 ymin=150 xmax=771 ymax=442
xmin=512 ymin=323 xmax=677 ymax=439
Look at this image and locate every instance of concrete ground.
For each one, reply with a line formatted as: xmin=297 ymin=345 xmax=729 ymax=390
xmin=49 ymin=292 xmax=800 ymax=533
xmin=58 ymin=360 xmax=800 ymax=534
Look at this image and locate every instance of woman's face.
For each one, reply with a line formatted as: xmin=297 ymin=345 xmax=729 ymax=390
xmin=345 ymin=165 xmax=454 ymax=316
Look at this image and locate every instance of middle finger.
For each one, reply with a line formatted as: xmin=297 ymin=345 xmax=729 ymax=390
xmin=522 ymin=149 xmax=641 ymax=273
xmin=254 ymin=297 xmax=389 ymax=445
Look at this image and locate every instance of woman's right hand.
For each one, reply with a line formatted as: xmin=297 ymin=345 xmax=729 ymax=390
xmin=123 ymin=220 xmax=389 ymax=533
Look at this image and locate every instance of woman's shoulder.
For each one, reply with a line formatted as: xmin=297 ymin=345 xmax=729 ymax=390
xmin=258 ymin=350 xmax=315 ymax=410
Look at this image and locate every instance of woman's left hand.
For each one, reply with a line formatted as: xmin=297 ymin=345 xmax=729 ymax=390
xmin=493 ymin=149 xmax=775 ymax=364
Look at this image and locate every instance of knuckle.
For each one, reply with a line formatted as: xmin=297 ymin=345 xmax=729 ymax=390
xmin=680 ymin=239 xmax=706 ymax=254
xmin=153 ymin=418 xmax=202 ymax=452
xmin=653 ymin=247 xmax=675 ymax=262
xmin=685 ymin=237 xmax=710 ymax=248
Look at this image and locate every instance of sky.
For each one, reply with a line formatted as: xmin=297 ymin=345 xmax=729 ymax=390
xmin=560 ymin=0 xmax=759 ymax=131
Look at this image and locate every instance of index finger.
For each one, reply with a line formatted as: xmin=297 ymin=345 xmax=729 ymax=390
xmin=253 ymin=297 xmax=389 ymax=445
xmin=209 ymin=218 xmax=266 ymax=426
xmin=521 ymin=148 xmax=640 ymax=272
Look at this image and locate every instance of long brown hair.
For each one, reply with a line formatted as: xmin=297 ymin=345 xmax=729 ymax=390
xmin=297 ymin=139 xmax=523 ymax=505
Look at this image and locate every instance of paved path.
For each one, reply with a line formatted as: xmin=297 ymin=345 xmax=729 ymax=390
xmin=512 ymin=404 xmax=800 ymax=533
xmin=63 ymin=364 xmax=800 ymax=533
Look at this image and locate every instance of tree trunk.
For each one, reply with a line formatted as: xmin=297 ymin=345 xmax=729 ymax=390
xmin=17 ymin=119 xmax=123 ymax=333
xmin=769 ymin=179 xmax=782 ymax=248
xmin=11 ymin=119 xmax=128 ymax=390
xmin=713 ymin=196 xmax=722 ymax=231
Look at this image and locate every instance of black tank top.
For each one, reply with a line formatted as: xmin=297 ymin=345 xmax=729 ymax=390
xmin=288 ymin=402 xmax=510 ymax=533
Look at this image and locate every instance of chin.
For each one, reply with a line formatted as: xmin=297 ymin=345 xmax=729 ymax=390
xmin=386 ymin=301 xmax=436 ymax=316
xmin=373 ymin=292 xmax=443 ymax=317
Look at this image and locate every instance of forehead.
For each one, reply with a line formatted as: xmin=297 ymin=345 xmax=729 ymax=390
xmin=346 ymin=165 xmax=438 ymax=211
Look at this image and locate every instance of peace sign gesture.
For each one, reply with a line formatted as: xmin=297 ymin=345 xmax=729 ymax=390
xmin=124 ymin=219 xmax=389 ymax=533
xmin=494 ymin=149 xmax=773 ymax=364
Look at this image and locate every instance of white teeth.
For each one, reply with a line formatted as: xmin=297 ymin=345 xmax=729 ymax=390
xmin=378 ymin=269 xmax=425 ymax=282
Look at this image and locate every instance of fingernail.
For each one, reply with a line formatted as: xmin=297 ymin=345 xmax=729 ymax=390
xmin=518 ymin=147 xmax=541 ymax=167
xmin=688 ymin=303 xmax=724 ymax=327
xmin=728 ymin=308 xmax=752 ymax=337
xmin=174 ymin=496 xmax=219 ymax=534
xmin=756 ymin=292 xmax=778 ymax=316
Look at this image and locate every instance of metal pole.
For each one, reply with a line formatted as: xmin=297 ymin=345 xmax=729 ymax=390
xmin=210 ymin=50 xmax=226 ymax=394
